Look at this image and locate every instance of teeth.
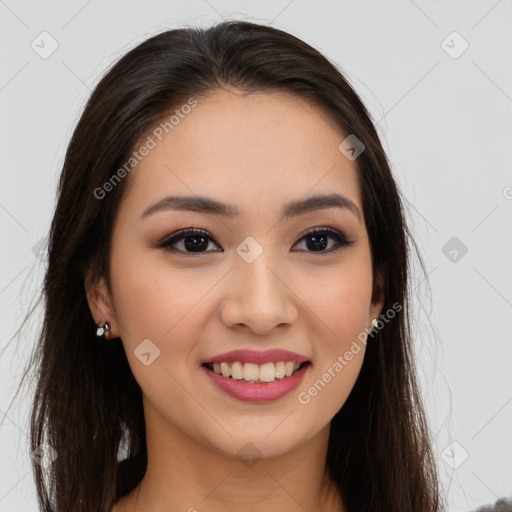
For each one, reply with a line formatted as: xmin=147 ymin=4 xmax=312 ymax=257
xmin=259 ymin=363 xmax=275 ymax=383
xmin=220 ymin=362 xmax=231 ymax=378
xmin=209 ymin=361 xmax=306 ymax=383
xmin=243 ymin=362 xmax=260 ymax=381
xmin=274 ymin=361 xmax=286 ymax=379
xmin=231 ymin=361 xmax=243 ymax=380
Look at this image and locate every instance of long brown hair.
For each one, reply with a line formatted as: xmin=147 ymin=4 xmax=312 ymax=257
xmin=5 ymin=20 xmax=445 ymax=511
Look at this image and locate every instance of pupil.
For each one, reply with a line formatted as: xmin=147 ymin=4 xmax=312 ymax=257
xmin=185 ymin=235 xmax=208 ymax=252
xmin=307 ymin=234 xmax=327 ymax=251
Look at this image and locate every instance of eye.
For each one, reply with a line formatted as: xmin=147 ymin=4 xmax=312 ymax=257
xmin=292 ymin=227 xmax=354 ymax=254
xmin=156 ymin=228 xmax=221 ymax=255
xmin=156 ymin=226 xmax=353 ymax=256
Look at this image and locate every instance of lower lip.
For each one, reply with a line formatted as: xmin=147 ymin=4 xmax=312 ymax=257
xmin=201 ymin=363 xmax=310 ymax=403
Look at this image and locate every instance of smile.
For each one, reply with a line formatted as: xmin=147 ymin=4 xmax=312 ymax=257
xmin=201 ymin=361 xmax=311 ymax=403
xmin=203 ymin=361 xmax=308 ymax=383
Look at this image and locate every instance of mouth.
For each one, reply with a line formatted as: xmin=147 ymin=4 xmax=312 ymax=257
xmin=201 ymin=360 xmax=311 ymax=384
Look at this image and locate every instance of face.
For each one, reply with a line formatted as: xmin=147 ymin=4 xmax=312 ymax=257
xmin=87 ymin=88 xmax=383 ymax=460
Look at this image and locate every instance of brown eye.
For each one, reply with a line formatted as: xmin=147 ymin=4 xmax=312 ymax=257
xmin=292 ymin=227 xmax=353 ymax=254
xmin=156 ymin=226 xmax=353 ymax=256
xmin=157 ymin=228 xmax=221 ymax=254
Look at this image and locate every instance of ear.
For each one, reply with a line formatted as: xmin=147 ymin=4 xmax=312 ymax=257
xmin=84 ymin=272 xmax=119 ymax=339
xmin=368 ymin=265 xmax=385 ymax=324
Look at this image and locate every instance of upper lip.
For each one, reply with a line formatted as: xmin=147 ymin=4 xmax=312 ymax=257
xmin=202 ymin=349 xmax=310 ymax=365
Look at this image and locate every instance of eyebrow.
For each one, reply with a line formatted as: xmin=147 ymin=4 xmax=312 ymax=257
xmin=140 ymin=192 xmax=361 ymax=223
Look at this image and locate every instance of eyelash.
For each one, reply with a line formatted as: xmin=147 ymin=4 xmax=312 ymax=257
xmin=156 ymin=227 xmax=354 ymax=256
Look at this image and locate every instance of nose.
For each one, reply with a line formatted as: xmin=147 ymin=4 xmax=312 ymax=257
xmin=219 ymin=252 xmax=298 ymax=336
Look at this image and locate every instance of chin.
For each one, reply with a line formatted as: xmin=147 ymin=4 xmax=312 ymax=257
xmin=201 ymin=425 xmax=312 ymax=462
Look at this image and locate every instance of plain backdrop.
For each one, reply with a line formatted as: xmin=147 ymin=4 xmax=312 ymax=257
xmin=1 ymin=1 xmax=511 ymax=511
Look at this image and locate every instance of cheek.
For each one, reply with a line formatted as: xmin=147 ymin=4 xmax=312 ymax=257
xmin=109 ymin=242 xmax=216 ymax=373
xmin=295 ymin=267 xmax=371 ymax=419
xmin=297 ymin=348 xmax=365 ymax=425
xmin=292 ymin=249 xmax=373 ymax=415
xmin=109 ymin=253 xmax=217 ymax=413
xmin=110 ymin=239 xmax=199 ymax=333
xmin=294 ymin=256 xmax=374 ymax=345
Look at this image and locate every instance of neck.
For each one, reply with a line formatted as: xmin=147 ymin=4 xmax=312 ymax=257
xmin=114 ymin=397 xmax=345 ymax=512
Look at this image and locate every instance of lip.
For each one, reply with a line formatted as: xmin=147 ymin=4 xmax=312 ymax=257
xmin=201 ymin=361 xmax=311 ymax=403
xmin=202 ymin=349 xmax=310 ymax=365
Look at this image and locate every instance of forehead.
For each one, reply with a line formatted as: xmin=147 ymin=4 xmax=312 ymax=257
xmin=120 ymin=89 xmax=362 ymax=220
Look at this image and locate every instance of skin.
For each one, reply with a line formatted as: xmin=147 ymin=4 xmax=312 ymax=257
xmin=86 ymin=87 xmax=384 ymax=512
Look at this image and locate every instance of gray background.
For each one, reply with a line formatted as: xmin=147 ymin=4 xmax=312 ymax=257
xmin=1 ymin=1 xmax=511 ymax=510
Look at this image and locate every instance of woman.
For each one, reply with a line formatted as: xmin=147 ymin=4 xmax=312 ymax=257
xmin=12 ymin=20 xmax=443 ymax=511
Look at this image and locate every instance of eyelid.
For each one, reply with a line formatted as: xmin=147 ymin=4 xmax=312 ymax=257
xmin=156 ymin=227 xmax=221 ymax=252
xmin=291 ymin=226 xmax=354 ymax=253
xmin=298 ymin=226 xmax=349 ymax=241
